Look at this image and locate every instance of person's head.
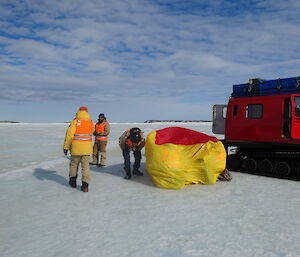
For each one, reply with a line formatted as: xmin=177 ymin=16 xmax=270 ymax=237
xmin=98 ymin=113 xmax=105 ymax=122
xmin=79 ymin=106 xmax=88 ymax=112
xmin=129 ymin=128 xmax=141 ymax=145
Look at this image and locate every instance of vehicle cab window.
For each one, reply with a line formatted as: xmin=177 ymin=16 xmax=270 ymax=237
xmin=246 ymin=104 xmax=263 ymax=118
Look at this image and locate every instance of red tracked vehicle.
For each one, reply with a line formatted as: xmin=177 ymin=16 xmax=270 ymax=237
xmin=213 ymin=76 xmax=300 ymax=180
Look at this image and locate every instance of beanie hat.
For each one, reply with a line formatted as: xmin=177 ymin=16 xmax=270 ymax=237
xmin=98 ymin=113 xmax=105 ymax=119
xmin=79 ymin=106 xmax=88 ymax=112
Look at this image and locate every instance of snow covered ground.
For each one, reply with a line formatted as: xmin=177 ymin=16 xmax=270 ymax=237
xmin=0 ymin=122 xmax=299 ymax=257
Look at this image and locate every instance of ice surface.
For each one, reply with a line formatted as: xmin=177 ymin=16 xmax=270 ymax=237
xmin=0 ymin=123 xmax=299 ymax=257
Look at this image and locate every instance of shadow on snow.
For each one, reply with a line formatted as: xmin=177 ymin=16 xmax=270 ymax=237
xmin=90 ymin=162 xmax=156 ymax=188
xmin=32 ymin=162 xmax=156 ymax=188
xmin=33 ymin=168 xmax=68 ymax=187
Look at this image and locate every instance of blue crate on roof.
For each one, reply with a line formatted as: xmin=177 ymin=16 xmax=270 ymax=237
xmin=261 ymin=77 xmax=300 ymax=96
xmin=232 ymin=83 xmax=249 ymax=98
xmin=232 ymin=76 xmax=300 ymax=98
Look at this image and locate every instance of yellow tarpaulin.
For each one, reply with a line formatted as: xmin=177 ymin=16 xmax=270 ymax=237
xmin=145 ymin=127 xmax=226 ymax=189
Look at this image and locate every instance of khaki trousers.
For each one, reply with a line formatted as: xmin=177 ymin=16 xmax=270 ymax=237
xmin=69 ymin=155 xmax=91 ymax=183
xmin=92 ymin=140 xmax=108 ymax=165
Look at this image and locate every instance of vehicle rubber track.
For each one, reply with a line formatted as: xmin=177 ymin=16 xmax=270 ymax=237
xmin=226 ymin=153 xmax=300 ymax=181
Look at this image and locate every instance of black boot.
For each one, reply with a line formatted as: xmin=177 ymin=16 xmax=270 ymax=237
xmin=133 ymin=169 xmax=143 ymax=176
xmin=69 ymin=176 xmax=77 ymax=188
xmin=81 ymin=182 xmax=89 ymax=192
xmin=124 ymin=168 xmax=131 ymax=180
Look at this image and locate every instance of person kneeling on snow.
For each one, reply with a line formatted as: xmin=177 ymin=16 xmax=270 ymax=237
xmin=119 ymin=128 xmax=145 ymax=179
xmin=63 ymin=106 xmax=95 ymax=192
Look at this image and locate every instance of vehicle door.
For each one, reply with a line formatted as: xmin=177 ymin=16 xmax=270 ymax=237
xmin=212 ymin=104 xmax=227 ymax=134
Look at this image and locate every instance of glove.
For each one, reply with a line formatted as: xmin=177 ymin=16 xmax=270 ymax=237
xmin=63 ymin=149 xmax=68 ymax=155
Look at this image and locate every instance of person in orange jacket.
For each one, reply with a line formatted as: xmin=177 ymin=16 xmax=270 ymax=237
xmin=119 ymin=127 xmax=145 ymax=179
xmin=63 ymin=106 xmax=94 ymax=192
xmin=91 ymin=113 xmax=110 ymax=167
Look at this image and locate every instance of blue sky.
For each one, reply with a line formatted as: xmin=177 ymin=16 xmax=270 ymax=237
xmin=1 ymin=0 xmax=300 ymax=122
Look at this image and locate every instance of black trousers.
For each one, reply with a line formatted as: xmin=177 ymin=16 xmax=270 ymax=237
xmin=122 ymin=148 xmax=142 ymax=171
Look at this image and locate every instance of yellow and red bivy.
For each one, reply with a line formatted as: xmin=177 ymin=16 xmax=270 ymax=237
xmin=145 ymin=127 xmax=226 ymax=189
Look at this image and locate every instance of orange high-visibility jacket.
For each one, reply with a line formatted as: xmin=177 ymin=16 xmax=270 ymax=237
xmin=126 ymin=138 xmax=142 ymax=148
xmin=73 ymin=120 xmax=94 ymax=142
xmin=95 ymin=122 xmax=108 ymax=141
